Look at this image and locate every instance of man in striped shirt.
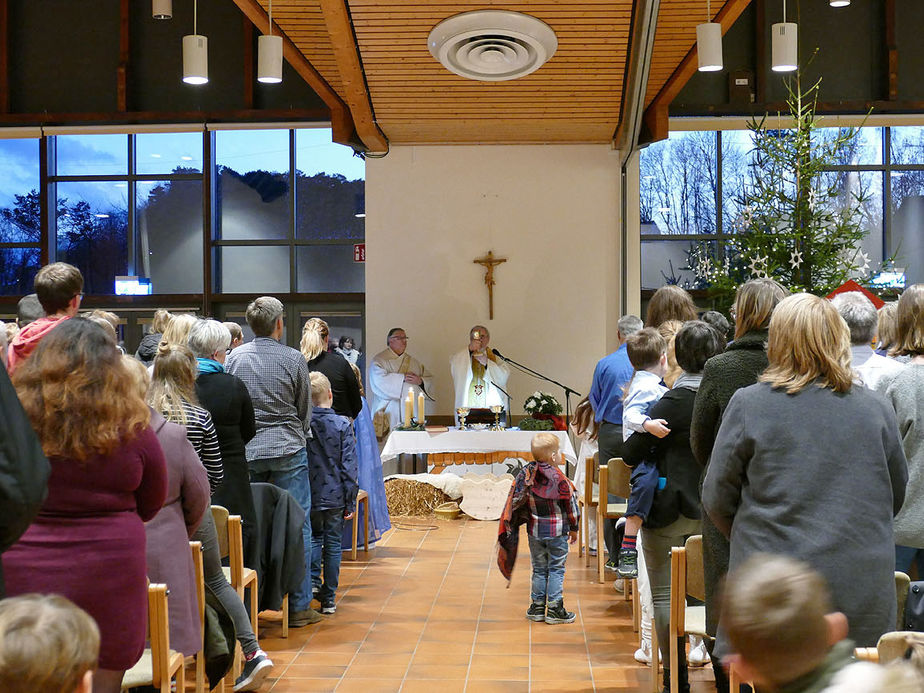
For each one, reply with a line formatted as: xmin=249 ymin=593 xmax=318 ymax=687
xmin=226 ymin=296 xmax=321 ymax=627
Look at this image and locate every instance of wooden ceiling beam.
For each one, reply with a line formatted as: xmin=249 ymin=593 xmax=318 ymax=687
xmin=230 ymin=0 xmax=354 ymax=146
xmin=642 ymin=0 xmax=753 ymax=144
xmin=317 ymin=0 xmax=388 ymax=153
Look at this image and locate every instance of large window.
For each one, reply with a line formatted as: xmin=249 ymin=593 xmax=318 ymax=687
xmin=640 ymin=126 xmax=923 ymax=290
xmin=0 ymin=127 xmax=365 ymax=297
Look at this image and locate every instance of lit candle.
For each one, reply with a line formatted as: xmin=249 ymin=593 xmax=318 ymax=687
xmin=418 ymin=391 xmax=426 ymax=426
xmin=404 ymin=390 xmax=414 ymax=427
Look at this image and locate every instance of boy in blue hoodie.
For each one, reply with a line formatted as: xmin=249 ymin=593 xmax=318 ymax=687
xmin=307 ymin=371 xmax=358 ymax=615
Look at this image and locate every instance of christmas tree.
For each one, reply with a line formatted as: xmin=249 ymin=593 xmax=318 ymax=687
xmin=692 ymin=76 xmax=875 ymax=299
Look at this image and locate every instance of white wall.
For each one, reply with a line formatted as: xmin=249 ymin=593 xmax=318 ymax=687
xmin=365 ymin=144 xmax=624 ymax=419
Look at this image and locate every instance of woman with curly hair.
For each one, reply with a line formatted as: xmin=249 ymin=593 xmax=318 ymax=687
xmin=5 ymin=318 xmax=167 ymax=693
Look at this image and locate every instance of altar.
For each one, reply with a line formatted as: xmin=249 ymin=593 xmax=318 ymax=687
xmin=380 ymin=429 xmax=576 ymax=474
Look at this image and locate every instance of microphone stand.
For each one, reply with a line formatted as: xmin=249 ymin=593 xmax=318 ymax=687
xmin=492 ymin=349 xmax=582 ymax=430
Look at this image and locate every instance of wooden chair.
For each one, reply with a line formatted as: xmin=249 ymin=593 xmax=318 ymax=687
xmin=895 ymin=570 xmax=911 ymax=630
xmin=189 ymin=541 xmax=223 ymax=693
xmin=577 ymin=454 xmax=599 ymax=565
xmin=595 ymin=457 xmax=630 ymax=583
xmin=121 ymin=583 xmax=185 ymax=693
xmin=668 ymin=535 xmax=707 ymax=693
xmin=727 ymin=662 xmax=755 ymax=692
xmin=211 ymin=505 xmax=259 ymax=681
xmin=351 ymin=489 xmax=370 ymax=560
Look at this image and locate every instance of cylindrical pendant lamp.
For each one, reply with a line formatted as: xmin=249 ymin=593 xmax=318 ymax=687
xmin=183 ymin=35 xmax=209 ymax=84
xmin=258 ymin=34 xmax=283 ymax=83
xmin=829 ymin=0 xmax=850 ymax=7
xmin=152 ymin=0 xmax=172 ymax=19
xmin=696 ymin=23 xmax=723 ymax=71
xmin=771 ymin=22 xmax=797 ymax=72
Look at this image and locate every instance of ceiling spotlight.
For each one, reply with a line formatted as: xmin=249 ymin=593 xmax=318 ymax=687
xmin=183 ymin=0 xmax=208 ymax=85
xmin=696 ymin=1 xmax=722 ymax=72
xmin=258 ymin=0 xmax=283 ymax=83
xmin=771 ymin=0 xmax=797 ymax=72
xmin=829 ymin=0 xmax=850 ymax=6
xmin=152 ymin=0 xmax=172 ymax=20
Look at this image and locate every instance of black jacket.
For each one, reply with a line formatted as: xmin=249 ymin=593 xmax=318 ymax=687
xmin=307 ymin=350 xmax=362 ymax=419
xmin=250 ymin=482 xmax=306 ymax=612
xmin=0 ymin=367 xmax=50 ymax=596
xmin=622 ymin=386 xmax=701 ymax=529
xmin=195 ymin=371 xmax=258 ymax=568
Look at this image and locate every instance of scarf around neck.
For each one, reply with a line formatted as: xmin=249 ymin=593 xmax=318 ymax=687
xmin=196 ymin=357 xmax=225 ymax=375
xmin=672 ymin=372 xmax=703 ymax=392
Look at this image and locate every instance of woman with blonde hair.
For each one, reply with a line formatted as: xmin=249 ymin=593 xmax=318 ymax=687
xmin=689 ymin=276 xmax=787 ymax=691
xmin=300 ymin=317 xmax=362 ymax=419
xmin=658 ymin=319 xmax=685 ymax=388
xmin=885 ymin=285 xmax=924 ymax=577
xmin=5 ymin=318 xmax=167 ymax=693
xmin=645 ymin=285 xmax=697 ymax=328
xmin=703 ymin=293 xmax=907 ymax=657
xmin=148 ymin=343 xmax=273 ymax=690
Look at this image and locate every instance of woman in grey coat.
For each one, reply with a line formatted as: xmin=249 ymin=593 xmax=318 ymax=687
xmin=703 ymin=294 xmax=908 ymax=653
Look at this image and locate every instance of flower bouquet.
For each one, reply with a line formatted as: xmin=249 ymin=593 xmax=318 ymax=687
xmin=523 ymin=391 xmax=565 ymax=430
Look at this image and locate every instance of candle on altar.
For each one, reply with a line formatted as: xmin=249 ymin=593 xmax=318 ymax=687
xmin=404 ymin=390 xmax=414 ymax=426
xmin=417 ymin=392 xmax=426 ymax=426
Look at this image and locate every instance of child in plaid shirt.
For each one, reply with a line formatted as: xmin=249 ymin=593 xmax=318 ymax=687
xmin=515 ymin=432 xmax=581 ymax=624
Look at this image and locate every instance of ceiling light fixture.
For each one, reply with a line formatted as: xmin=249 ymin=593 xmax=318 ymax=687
xmin=829 ymin=0 xmax=850 ymax=7
xmin=258 ymin=0 xmax=283 ymax=83
xmin=428 ymin=11 xmax=557 ymax=82
xmin=183 ymin=0 xmax=208 ymax=85
xmin=771 ymin=0 xmax=797 ymax=72
xmin=152 ymin=0 xmax=172 ymax=20
xmin=696 ymin=0 xmax=723 ymax=72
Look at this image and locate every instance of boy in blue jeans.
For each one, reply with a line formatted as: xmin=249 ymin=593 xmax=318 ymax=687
xmin=515 ymin=433 xmax=580 ymax=624
xmin=617 ymin=327 xmax=670 ymax=579
xmin=307 ymin=372 xmax=358 ymax=615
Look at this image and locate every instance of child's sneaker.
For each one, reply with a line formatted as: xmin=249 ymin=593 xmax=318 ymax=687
xmin=616 ymin=547 xmax=639 ymax=578
xmin=604 ymin=558 xmax=618 ymax=572
xmin=321 ymin=602 xmax=336 ymax=615
xmin=634 ymin=637 xmax=652 ymax=664
xmin=526 ymin=602 xmax=546 ymax=622
xmin=687 ymin=634 xmax=710 ymax=666
xmin=544 ymin=600 xmax=575 ymax=624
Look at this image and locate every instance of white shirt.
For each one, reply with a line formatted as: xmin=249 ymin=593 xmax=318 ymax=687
xmin=622 ymin=370 xmax=668 ymax=441
xmin=851 ymin=344 xmax=905 ymax=393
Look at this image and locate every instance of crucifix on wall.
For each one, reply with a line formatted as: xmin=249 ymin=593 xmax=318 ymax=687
xmin=474 ymin=250 xmax=507 ymax=320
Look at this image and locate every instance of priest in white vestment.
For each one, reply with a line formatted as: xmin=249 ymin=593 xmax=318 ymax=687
xmin=369 ymin=327 xmax=434 ymax=429
xmin=450 ymin=325 xmax=510 ymax=412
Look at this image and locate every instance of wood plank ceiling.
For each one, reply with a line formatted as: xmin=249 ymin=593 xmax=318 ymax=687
xmin=259 ymin=0 xmax=749 ymax=148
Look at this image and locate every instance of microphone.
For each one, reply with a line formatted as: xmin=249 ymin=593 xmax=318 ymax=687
xmin=491 ymin=348 xmax=506 ymax=360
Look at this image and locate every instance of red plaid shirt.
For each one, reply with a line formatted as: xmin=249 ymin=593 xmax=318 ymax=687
xmin=525 ymin=485 xmax=580 ymax=539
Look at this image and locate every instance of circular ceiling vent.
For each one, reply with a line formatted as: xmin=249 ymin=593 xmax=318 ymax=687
xmin=427 ymin=10 xmax=558 ymax=82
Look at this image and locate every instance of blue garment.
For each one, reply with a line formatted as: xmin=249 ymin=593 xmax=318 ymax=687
xmin=249 ymin=448 xmax=313 ymax=612
xmin=307 ymin=407 xmax=358 ymax=513
xmin=528 ymin=534 xmax=569 ymax=604
xmin=626 ymin=461 xmax=659 ymax=520
xmin=341 ymin=398 xmax=391 ymax=549
xmin=589 ymin=344 xmax=634 ymax=424
xmin=311 ymin=508 xmax=345 ymax=607
xmin=196 ymin=357 xmax=225 ymax=375
xmin=622 ymin=370 xmax=668 ymax=439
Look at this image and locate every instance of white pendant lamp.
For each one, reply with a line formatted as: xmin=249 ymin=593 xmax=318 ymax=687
xmin=829 ymin=0 xmax=850 ymax=7
xmin=771 ymin=0 xmax=797 ymax=73
xmin=152 ymin=0 xmax=172 ymax=20
xmin=696 ymin=0 xmax=723 ymax=72
xmin=258 ymin=0 xmax=283 ymax=83
xmin=183 ymin=0 xmax=208 ymax=85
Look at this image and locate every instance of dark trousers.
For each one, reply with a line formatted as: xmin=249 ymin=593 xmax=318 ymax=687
xmin=626 ymin=460 xmax=659 ymax=520
xmin=597 ymin=421 xmax=624 ymax=558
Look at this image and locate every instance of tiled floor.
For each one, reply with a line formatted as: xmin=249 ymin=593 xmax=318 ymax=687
xmin=241 ymin=518 xmax=716 ymax=692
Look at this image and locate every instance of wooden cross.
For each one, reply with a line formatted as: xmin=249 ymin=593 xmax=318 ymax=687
xmin=474 ymin=250 xmax=507 ymax=320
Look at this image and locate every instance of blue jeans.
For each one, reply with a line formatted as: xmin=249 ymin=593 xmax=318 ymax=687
xmin=527 ymin=534 xmax=569 ymax=604
xmin=896 ymin=545 xmax=924 ymax=578
xmin=250 ymin=448 xmax=313 ymax=611
xmin=626 ymin=460 xmax=659 ymax=521
xmin=311 ymin=508 xmax=345 ymax=606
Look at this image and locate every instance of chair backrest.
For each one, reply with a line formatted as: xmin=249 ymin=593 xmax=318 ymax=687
xmin=190 ymin=541 xmax=204 ymax=630
xmin=606 ymin=457 xmax=632 ymax=497
xmin=583 ymin=455 xmax=596 ymax=507
xmin=211 ymin=505 xmax=230 ymax=558
xmin=148 ymin=583 xmax=171 ymax=686
xmin=896 ymin=571 xmax=911 ymax=631
xmin=684 ymin=535 xmax=705 ymax=602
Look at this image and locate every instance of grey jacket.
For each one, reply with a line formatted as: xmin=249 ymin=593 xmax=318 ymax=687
xmin=885 ymin=364 xmax=924 ymax=547
xmin=703 ymin=381 xmax=907 ymax=649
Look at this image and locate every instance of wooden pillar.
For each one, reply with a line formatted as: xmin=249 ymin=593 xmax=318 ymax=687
xmin=886 ymin=0 xmax=898 ymax=101
xmin=118 ymin=0 xmax=130 ymax=112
